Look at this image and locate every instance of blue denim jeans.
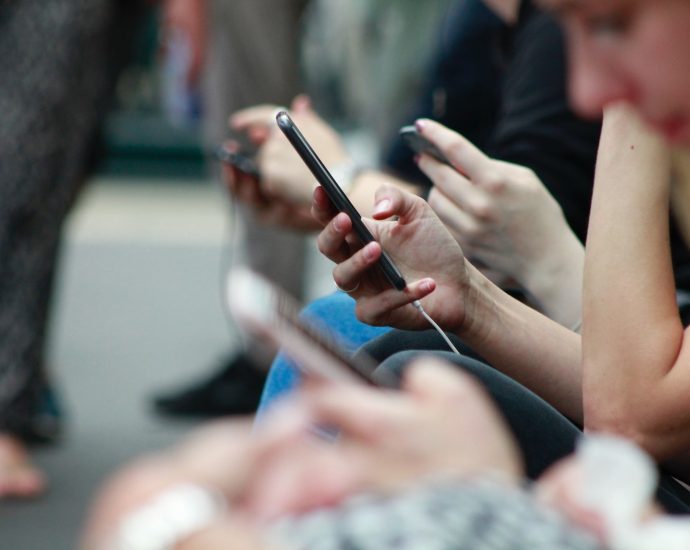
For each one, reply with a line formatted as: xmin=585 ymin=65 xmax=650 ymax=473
xmin=256 ymin=291 xmax=391 ymax=415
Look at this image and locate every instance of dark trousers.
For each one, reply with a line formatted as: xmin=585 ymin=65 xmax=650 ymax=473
xmin=359 ymin=330 xmax=690 ymax=514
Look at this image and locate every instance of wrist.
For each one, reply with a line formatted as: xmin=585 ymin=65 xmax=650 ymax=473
xmin=329 ymin=158 xmax=367 ymax=195
xmin=107 ymin=483 xmax=227 ymax=550
xmin=518 ymin=231 xmax=584 ymax=330
xmin=453 ymin=260 xmax=501 ymax=343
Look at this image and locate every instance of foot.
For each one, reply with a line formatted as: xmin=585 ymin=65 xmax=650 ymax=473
xmin=0 ymin=433 xmax=46 ymax=499
xmin=151 ymin=353 xmax=267 ymax=418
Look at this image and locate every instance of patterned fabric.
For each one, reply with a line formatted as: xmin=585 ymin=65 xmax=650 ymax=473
xmin=0 ymin=0 xmax=114 ymax=440
xmin=269 ymin=479 xmax=604 ymax=550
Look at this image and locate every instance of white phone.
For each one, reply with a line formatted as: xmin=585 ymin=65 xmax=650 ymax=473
xmin=226 ymin=269 xmax=397 ymax=388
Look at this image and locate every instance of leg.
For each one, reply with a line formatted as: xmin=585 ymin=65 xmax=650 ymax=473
xmin=204 ymin=0 xmax=310 ymax=298
xmin=354 ymin=328 xmax=484 ymax=364
xmin=0 ymin=0 xmax=114 ymax=497
xmin=377 ymin=350 xmax=581 ymax=479
xmin=376 ymin=348 xmax=690 ymax=514
xmin=154 ymin=0 xmax=311 ymax=417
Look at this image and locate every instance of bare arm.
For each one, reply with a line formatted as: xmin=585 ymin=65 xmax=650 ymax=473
xmin=459 ymin=261 xmax=583 ymax=421
xmin=582 ymin=104 xmax=690 ymax=472
xmin=313 ymin=184 xmax=584 ymax=421
xmin=228 ymin=98 xmax=419 ymax=222
xmin=418 ymin=121 xmax=585 ymax=330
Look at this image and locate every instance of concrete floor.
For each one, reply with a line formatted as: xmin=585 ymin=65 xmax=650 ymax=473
xmin=0 ymin=178 xmax=244 ymax=549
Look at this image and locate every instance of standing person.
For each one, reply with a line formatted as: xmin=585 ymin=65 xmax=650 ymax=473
xmin=152 ymin=0 xmax=311 ymax=418
xmin=0 ymin=0 xmax=140 ymax=498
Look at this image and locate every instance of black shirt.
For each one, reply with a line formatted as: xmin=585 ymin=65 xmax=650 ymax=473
xmin=384 ymin=0 xmax=690 ymax=290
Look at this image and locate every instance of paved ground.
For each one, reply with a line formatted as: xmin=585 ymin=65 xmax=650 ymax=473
xmin=0 ymin=178 xmax=243 ymax=549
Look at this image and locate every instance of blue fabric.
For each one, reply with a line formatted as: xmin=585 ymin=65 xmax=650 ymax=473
xmin=384 ymin=0 xmax=504 ymax=184
xmin=257 ymin=291 xmax=391 ymax=415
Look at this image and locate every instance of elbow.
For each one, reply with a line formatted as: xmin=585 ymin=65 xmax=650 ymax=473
xmin=583 ymin=393 xmax=690 ymax=462
xmin=583 ymin=390 xmax=665 ymax=459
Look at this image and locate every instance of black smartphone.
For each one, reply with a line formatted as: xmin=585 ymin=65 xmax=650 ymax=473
xmin=227 ymin=269 xmax=397 ymax=388
xmin=275 ymin=111 xmax=407 ymax=291
xmin=215 ymin=147 xmax=261 ymax=179
xmin=399 ymin=125 xmax=453 ymax=167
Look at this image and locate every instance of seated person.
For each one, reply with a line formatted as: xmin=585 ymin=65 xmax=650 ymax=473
xmin=311 ymin=104 xmax=690 ymax=514
xmin=228 ymin=0 xmax=605 ymax=409
xmin=239 ymin=0 xmax=690 ymax=414
xmin=86 ymin=3 xmax=690 ymax=547
xmin=83 ymin=359 xmax=687 ymax=549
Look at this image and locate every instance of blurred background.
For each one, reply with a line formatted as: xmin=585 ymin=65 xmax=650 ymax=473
xmin=0 ymin=1 xmax=449 ymax=547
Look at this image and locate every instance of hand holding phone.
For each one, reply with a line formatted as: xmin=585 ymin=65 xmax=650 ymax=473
xmin=226 ymin=269 xmax=397 ymax=388
xmin=275 ymin=111 xmax=407 ymax=291
xmin=215 ymin=146 xmax=261 ymax=179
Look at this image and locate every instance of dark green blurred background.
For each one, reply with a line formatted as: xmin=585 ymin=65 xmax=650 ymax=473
xmin=100 ymin=6 xmax=205 ymax=179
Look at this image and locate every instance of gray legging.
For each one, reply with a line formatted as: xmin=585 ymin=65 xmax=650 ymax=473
xmin=0 ymin=0 xmax=116 ymax=441
xmin=359 ymin=329 xmax=690 ymax=515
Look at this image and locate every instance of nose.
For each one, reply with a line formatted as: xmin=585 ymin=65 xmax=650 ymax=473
xmin=567 ymin=42 xmax=638 ymax=119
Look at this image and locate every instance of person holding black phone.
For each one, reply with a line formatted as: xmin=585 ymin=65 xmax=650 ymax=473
xmin=151 ymin=0 xmax=310 ymax=418
xmin=251 ymin=0 xmax=602 ymax=413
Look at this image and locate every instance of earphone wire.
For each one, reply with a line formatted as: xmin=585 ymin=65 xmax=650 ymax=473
xmin=413 ymin=299 xmax=462 ymax=356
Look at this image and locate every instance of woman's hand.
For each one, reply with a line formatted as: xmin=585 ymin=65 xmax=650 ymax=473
xmin=417 ymin=119 xmax=585 ymax=328
xmin=220 ymin=141 xmax=320 ymax=231
xmin=82 ymin=421 xmax=263 ymax=549
xmin=230 ymin=95 xmax=350 ymax=206
xmin=82 ymin=415 xmax=356 ymax=548
xmin=82 ymin=361 xmax=525 ymax=548
xmin=312 ymin=183 xmax=472 ymax=331
xmin=297 ymin=359 xmax=524 ymax=492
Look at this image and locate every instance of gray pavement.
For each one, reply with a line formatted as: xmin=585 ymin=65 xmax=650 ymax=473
xmin=0 ymin=179 xmax=240 ymax=549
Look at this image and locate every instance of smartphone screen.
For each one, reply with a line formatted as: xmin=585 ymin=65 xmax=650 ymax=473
xmin=275 ymin=111 xmax=407 ymax=291
xmin=227 ymin=269 xmax=397 ymax=388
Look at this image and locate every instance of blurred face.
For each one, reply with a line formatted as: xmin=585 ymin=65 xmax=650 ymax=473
xmin=540 ymin=0 xmax=690 ymax=144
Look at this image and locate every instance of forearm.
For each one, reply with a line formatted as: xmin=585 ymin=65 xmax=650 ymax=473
xmin=459 ymin=262 xmax=583 ymax=422
xmin=521 ymin=228 xmax=584 ymax=332
xmin=582 ymin=105 xmax=689 ymax=458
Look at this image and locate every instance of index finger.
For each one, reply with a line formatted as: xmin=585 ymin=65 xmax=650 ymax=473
xmin=299 ymin=383 xmax=409 ymax=443
xmin=416 ymin=119 xmax=492 ymax=182
xmin=230 ymin=104 xmax=283 ymax=131
xmin=311 ymin=185 xmax=339 ymax=227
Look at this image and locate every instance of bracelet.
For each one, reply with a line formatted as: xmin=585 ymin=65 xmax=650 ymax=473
xmin=329 ymin=159 xmax=366 ymax=194
xmin=108 ymin=483 xmax=227 ymax=550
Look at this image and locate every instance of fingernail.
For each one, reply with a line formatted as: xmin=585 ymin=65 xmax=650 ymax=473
xmin=364 ymin=243 xmax=377 ymax=261
xmin=334 ymin=215 xmax=345 ymax=232
xmin=413 ymin=154 xmax=421 ymax=164
xmin=420 ymin=279 xmax=435 ymax=292
xmin=415 ymin=119 xmax=427 ymax=132
xmin=374 ymin=199 xmax=392 ymax=216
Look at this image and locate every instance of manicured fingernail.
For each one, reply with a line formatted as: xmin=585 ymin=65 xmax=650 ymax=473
xmin=421 ymin=279 xmax=435 ymax=292
xmin=415 ymin=119 xmax=427 ymax=132
xmin=374 ymin=199 xmax=392 ymax=216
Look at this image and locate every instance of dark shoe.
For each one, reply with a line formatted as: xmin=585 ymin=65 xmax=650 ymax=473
xmin=8 ymin=376 xmax=64 ymax=446
xmin=151 ymin=353 xmax=267 ymax=418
